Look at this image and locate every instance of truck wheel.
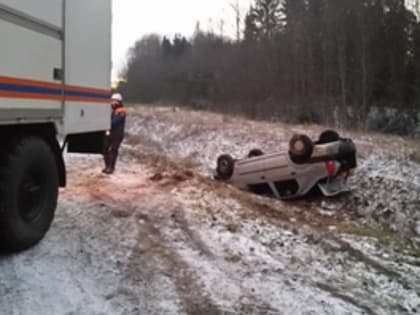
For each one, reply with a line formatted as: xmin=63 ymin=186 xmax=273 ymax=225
xmin=248 ymin=149 xmax=264 ymax=158
xmin=289 ymin=134 xmax=314 ymax=163
xmin=216 ymin=154 xmax=235 ymax=180
xmin=318 ymin=130 xmax=340 ymax=144
xmin=0 ymin=137 xmax=59 ymax=252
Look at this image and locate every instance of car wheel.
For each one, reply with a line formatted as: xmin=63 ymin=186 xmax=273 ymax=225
xmin=289 ymin=134 xmax=314 ymax=163
xmin=248 ymin=149 xmax=264 ymax=158
xmin=0 ymin=137 xmax=59 ymax=252
xmin=216 ymin=154 xmax=235 ymax=180
xmin=318 ymin=130 xmax=340 ymax=144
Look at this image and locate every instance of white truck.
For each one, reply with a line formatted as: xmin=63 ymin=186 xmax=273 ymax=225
xmin=0 ymin=0 xmax=112 ymax=252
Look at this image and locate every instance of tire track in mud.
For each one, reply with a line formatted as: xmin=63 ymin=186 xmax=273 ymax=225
xmin=127 ymin=210 xmax=225 ymax=315
xmin=167 ymin=205 xmax=281 ymax=315
xmin=63 ymin=147 xmax=420 ymax=314
xmin=80 ymin=169 xmax=282 ymax=314
xmin=122 ymin=148 xmax=420 ymax=313
xmin=315 ymin=282 xmax=378 ymax=315
xmin=76 ymin=172 xmax=226 ymax=315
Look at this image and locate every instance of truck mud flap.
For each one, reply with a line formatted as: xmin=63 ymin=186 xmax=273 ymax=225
xmin=66 ymin=131 xmax=106 ymax=154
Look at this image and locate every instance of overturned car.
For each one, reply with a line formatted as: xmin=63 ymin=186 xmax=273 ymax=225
xmin=215 ymin=130 xmax=357 ymax=199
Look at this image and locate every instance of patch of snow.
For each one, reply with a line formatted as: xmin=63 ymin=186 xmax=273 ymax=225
xmin=415 ymin=221 xmax=420 ymax=236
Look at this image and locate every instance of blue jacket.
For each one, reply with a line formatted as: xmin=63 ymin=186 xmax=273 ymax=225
xmin=111 ymin=106 xmax=126 ymax=140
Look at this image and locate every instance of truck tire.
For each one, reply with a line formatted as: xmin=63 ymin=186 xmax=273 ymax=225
xmin=289 ymin=134 xmax=314 ymax=163
xmin=0 ymin=137 xmax=59 ymax=252
xmin=216 ymin=154 xmax=235 ymax=180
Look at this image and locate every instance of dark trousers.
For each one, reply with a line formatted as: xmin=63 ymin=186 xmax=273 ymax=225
xmin=103 ymin=134 xmax=123 ymax=171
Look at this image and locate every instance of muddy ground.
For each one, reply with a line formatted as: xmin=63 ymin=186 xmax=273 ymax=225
xmin=1 ymin=105 xmax=419 ymax=315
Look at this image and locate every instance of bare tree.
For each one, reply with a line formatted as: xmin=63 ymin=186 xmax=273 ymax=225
xmin=407 ymin=0 xmax=420 ymax=17
xmin=230 ymin=0 xmax=242 ymax=41
xmin=120 ymin=0 xmax=420 ymax=134
xmin=218 ymin=19 xmax=225 ymax=38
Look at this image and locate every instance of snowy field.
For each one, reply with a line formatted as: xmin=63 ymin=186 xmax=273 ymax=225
xmin=0 ymin=105 xmax=419 ymax=315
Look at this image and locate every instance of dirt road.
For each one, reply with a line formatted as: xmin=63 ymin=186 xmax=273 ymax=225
xmin=1 ymin=105 xmax=419 ymax=315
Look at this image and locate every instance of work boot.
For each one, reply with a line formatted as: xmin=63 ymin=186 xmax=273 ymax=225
xmin=108 ymin=150 xmax=118 ymax=174
xmin=102 ymin=153 xmax=112 ymax=173
xmin=104 ymin=168 xmax=113 ymax=174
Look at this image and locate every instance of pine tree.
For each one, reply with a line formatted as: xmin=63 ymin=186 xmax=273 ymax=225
xmin=244 ymin=6 xmax=258 ymax=42
xmin=244 ymin=0 xmax=282 ymax=41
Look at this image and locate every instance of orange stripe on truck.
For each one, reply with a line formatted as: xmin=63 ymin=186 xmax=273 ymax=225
xmin=0 ymin=75 xmax=111 ymax=103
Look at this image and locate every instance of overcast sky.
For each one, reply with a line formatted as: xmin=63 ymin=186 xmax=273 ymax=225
xmin=111 ymin=0 xmax=252 ymax=79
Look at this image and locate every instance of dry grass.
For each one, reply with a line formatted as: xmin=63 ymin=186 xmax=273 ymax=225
xmin=222 ymin=114 xmax=233 ymax=124
xmin=337 ymin=224 xmax=420 ymax=258
xmin=408 ymin=140 xmax=420 ymax=163
xmin=130 ymin=104 xmax=415 ymax=155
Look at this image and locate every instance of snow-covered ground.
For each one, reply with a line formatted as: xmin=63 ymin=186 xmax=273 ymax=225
xmin=1 ymin=105 xmax=419 ymax=315
xmin=126 ymin=106 xmax=420 ymax=236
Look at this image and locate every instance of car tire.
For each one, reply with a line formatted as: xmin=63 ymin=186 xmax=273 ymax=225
xmin=248 ymin=149 xmax=264 ymax=158
xmin=0 ymin=137 xmax=59 ymax=252
xmin=216 ymin=154 xmax=235 ymax=180
xmin=289 ymin=134 xmax=314 ymax=163
xmin=318 ymin=130 xmax=340 ymax=144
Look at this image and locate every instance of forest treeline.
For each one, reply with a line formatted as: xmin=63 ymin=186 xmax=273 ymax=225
xmin=119 ymin=0 xmax=420 ymax=135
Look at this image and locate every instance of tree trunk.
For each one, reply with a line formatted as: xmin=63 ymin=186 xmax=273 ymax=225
xmin=360 ymin=28 xmax=369 ymax=128
xmin=338 ymin=38 xmax=347 ymax=111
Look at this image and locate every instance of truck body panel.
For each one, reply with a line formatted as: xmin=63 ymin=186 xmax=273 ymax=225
xmin=0 ymin=0 xmax=111 ymax=134
xmin=0 ymin=0 xmax=62 ymax=27
xmin=63 ymin=0 xmax=111 ymax=134
xmin=0 ymin=14 xmax=62 ymax=123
